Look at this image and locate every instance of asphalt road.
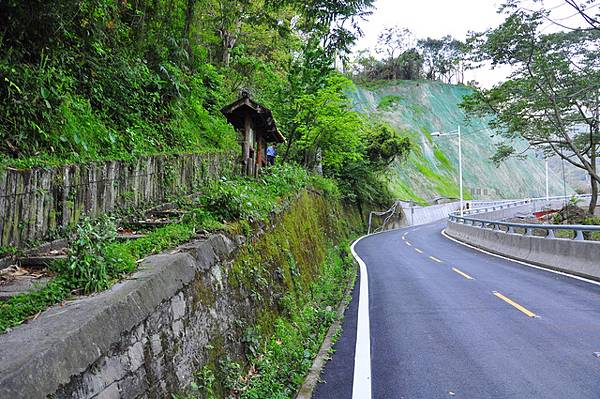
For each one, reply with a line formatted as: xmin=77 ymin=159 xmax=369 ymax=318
xmin=314 ymin=220 xmax=600 ymax=399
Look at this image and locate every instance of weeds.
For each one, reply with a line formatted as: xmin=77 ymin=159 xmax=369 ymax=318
xmin=0 ymin=165 xmax=339 ymax=333
xmin=59 ymin=215 xmax=119 ymax=294
xmin=182 ymin=244 xmax=356 ymax=399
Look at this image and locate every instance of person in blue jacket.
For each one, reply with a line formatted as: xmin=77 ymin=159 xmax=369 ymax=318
xmin=266 ymin=144 xmax=276 ymax=166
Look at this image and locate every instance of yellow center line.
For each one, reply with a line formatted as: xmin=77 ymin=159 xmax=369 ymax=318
xmin=493 ymin=291 xmax=538 ymax=318
xmin=414 ymin=248 xmax=423 ymax=254
xmin=405 ymin=241 xmax=412 ymax=246
xmin=452 ymin=267 xmax=474 ymax=280
xmin=429 ymin=256 xmax=443 ymax=263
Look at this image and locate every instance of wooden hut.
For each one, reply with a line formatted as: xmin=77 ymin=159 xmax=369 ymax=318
xmin=221 ymin=91 xmax=285 ymax=176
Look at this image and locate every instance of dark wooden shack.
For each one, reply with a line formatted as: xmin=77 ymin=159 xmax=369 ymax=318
xmin=221 ymin=91 xmax=285 ymax=176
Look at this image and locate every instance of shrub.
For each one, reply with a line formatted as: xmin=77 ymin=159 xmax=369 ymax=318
xmin=58 ymin=215 xmax=119 ymax=294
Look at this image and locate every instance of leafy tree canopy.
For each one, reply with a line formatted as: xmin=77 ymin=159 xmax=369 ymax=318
xmin=462 ymin=3 xmax=600 ymax=212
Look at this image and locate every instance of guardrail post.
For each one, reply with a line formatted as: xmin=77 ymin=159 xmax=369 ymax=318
xmin=508 ymin=225 xmax=515 ymax=233
xmin=525 ymin=227 xmax=533 ymax=236
xmin=546 ymin=229 xmax=555 ymax=238
xmin=575 ymin=230 xmax=584 ymax=241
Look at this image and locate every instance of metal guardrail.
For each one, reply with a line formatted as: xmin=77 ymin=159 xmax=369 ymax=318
xmin=448 ymin=194 xmax=598 ymax=241
xmin=368 ymin=201 xmax=401 ymax=235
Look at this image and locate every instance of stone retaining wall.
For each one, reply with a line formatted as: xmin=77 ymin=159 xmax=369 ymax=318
xmin=0 ymin=190 xmax=352 ymax=399
xmin=0 ymin=152 xmax=237 ymax=248
xmin=0 ymin=234 xmax=242 ymax=399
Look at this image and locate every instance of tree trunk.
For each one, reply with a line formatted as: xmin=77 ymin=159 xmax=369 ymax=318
xmin=589 ymin=145 xmax=598 ymax=214
xmin=183 ymin=0 xmax=195 ymax=67
xmin=589 ymin=176 xmax=598 ymax=215
xmin=183 ymin=0 xmax=194 ymax=40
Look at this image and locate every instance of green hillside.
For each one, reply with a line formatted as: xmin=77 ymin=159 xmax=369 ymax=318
xmin=350 ymin=80 xmax=573 ymax=203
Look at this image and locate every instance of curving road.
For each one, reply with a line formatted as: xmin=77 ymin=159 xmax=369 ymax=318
xmin=314 ymin=220 xmax=600 ymax=399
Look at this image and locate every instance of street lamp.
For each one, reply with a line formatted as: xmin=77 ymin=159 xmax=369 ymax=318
xmin=431 ymin=125 xmax=463 ymax=216
xmin=545 ymin=159 xmax=549 ymax=201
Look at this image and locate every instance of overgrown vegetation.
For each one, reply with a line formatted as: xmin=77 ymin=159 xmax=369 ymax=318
xmin=0 ymin=165 xmax=330 ymax=333
xmin=1 ymin=0 xmax=412 ymax=215
xmin=176 ymin=246 xmax=355 ymax=399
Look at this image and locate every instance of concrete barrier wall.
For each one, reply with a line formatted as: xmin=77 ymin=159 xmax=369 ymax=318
xmin=446 ymin=222 xmax=600 ymax=280
xmin=380 ymin=200 xmax=521 ymax=231
xmin=404 ymin=202 xmax=461 ymax=226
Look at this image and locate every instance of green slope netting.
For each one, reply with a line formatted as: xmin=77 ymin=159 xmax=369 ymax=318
xmin=350 ymin=80 xmax=573 ymax=203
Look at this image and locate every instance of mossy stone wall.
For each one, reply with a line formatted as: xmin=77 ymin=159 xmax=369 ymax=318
xmin=0 ymin=190 xmax=363 ymax=399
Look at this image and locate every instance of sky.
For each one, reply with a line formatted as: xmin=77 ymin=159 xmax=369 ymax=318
xmin=353 ymin=0 xmax=594 ymax=87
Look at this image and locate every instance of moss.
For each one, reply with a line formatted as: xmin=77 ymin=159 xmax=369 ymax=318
xmin=192 ymin=277 xmax=216 ymax=310
xmin=228 ymin=189 xmax=360 ymax=340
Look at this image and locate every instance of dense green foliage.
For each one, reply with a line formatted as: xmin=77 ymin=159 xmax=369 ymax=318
xmin=461 ymin=1 xmax=600 ymax=212
xmin=199 ymin=164 xmax=314 ymax=221
xmin=0 ymin=0 xmax=372 ymax=161
xmin=291 ymin=74 xmax=411 ymax=208
xmin=0 ymin=1 xmax=241 ymax=164
xmin=1 ymin=0 xmax=413 ymax=208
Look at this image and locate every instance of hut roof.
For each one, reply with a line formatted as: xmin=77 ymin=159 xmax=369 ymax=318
xmin=220 ymin=92 xmax=285 ymax=143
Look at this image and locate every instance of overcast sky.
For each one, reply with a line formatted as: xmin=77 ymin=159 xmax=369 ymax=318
xmin=354 ymin=0 xmax=593 ymax=87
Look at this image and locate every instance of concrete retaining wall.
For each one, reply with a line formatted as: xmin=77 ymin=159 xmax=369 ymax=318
xmin=446 ymin=222 xmax=600 ymax=280
xmin=376 ymin=202 xmax=460 ymax=231
xmin=0 ymin=152 xmax=237 ymax=248
xmin=401 ymin=202 xmax=461 ymax=226
xmin=389 ymin=199 xmax=533 ymax=230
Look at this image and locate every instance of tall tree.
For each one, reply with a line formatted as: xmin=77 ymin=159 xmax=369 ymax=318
xmin=462 ymin=9 xmax=600 ymax=213
xmin=418 ymin=35 xmax=466 ymax=83
xmin=376 ymin=26 xmax=414 ymax=80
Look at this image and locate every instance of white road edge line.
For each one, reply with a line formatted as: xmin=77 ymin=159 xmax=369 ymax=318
xmin=350 ymin=236 xmax=372 ymax=399
xmin=441 ymin=229 xmax=600 ymax=287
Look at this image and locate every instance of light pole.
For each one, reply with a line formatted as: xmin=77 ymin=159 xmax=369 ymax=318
xmin=431 ymin=125 xmax=463 ymax=216
xmin=545 ymin=159 xmax=549 ymax=201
